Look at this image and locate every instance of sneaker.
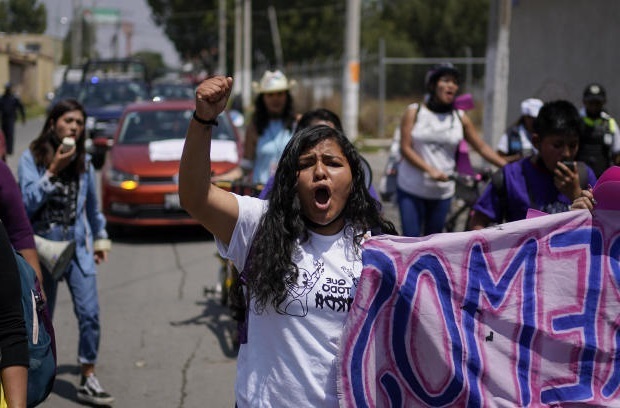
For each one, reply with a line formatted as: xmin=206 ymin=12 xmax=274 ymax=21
xmin=77 ymin=374 xmax=115 ymax=406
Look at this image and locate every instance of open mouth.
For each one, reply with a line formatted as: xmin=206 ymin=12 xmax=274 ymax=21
xmin=314 ymin=187 xmax=331 ymax=206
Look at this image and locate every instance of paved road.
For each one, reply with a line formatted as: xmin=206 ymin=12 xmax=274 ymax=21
xmin=7 ymin=118 xmax=401 ymax=407
xmin=9 ymin=119 xmax=239 ymax=407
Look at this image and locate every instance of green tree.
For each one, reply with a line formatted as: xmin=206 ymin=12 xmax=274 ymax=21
xmin=368 ymin=0 xmax=489 ymax=96
xmin=380 ymin=0 xmax=489 ymax=58
xmin=132 ymin=50 xmax=167 ymax=79
xmin=148 ymin=0 xmax=221 ymax=71
xmin=61 ymin=19 xmax=97 ymax=65
xmin=147 ymin=0 xmax=346 ymax=70
xmin=0 ymin=0 xmax=47 ymax=33
xmin=252 ymin=1 xmax=346 ymax=65
xmin=146 ymin=0 xmax=488 ymax=73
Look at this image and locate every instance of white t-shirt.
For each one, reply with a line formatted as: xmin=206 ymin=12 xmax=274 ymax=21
xmin=216 ymin=194 xmax=363 ymax=407
xmin=496 ymin=123 xmax=537 ymax=156
xmin=396 ymin=103 xmax=464 ymax=199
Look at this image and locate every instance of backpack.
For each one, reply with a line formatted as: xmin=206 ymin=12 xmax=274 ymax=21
xmin=506 ymin=125 xmax=523 ymax=156
xmin=14 ymin=251 xmax=56 ymax=407
xmin=378 ymin=103 xmax=469 ymax=202
xmin=491 ymin=160 xmax=589 ymax=223
xmin=378 ymin=127 xmax=401 ymax=202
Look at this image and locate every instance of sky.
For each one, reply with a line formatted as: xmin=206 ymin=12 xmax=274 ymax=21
xmin=44 ymin=0 xmax=181 ymax=68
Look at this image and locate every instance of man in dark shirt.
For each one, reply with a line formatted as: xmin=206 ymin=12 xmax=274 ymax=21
xmin=0 ymin=82 xmax=26 ymax=156
xmin=577 ymin=83 xmax=620 ymax=177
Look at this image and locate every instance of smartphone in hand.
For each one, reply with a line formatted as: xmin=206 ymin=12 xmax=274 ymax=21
xmin=559 ymin=160 xmax=576 ymax=171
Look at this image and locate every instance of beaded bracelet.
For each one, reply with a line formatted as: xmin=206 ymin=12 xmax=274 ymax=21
xmin=192 ymin=111 xmax=219 ymax=126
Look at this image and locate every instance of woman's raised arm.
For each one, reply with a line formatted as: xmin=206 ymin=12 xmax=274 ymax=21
xmin=179 ymin=76 xmax=239 ymax=246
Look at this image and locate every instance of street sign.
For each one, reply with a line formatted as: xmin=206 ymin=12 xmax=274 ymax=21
xmin=83 ymin=8 xmax=121 ymax=25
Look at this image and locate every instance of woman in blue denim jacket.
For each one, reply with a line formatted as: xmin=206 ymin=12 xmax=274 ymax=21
xmin=17 ymin=98 xmax=114 ymax=406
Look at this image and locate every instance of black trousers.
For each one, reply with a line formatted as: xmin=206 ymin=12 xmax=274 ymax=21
xmin=2 ymin=121 xmax=15 ymax=155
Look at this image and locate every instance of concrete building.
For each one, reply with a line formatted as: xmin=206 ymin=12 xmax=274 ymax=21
xmin=0 ymin=34 xmax=61 ymax=105
xmin=508 ymin=0 xmax=620 ymax=131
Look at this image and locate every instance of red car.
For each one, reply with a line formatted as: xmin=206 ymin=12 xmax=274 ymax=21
xmin=101 ymin=100 xmax=241 ymax=229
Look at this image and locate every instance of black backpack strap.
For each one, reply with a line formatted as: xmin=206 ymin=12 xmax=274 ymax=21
xmin=490 ymin=168 xmax=507 ymax=223
xmin=576 ymin=161 xmax=590 ymax=190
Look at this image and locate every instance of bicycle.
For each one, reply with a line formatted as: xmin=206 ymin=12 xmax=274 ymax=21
xmin=444 ymin=168 xmax=493 ymax=232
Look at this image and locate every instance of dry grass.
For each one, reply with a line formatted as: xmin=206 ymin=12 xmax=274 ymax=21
xmin=291 ymin=85 xmax=485 ymax=141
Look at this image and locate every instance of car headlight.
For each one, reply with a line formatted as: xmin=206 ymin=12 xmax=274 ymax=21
xmin=86 ymin=117 xmax=96 ymax=130
xmin=106 ymin=168 xmax=139 ymax=190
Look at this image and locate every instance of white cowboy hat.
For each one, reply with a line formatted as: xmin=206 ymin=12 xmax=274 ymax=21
xmin=252 ymin=70 xmax=296 ymax=94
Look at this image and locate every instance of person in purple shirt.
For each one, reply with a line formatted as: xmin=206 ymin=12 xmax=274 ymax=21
xmin=0 ymin=160 xmax=45 ymax=291
xmin=469 ymin=100 xmax=597 ymax=228
xmin=0 ymin=221 xmax=29 ymax=408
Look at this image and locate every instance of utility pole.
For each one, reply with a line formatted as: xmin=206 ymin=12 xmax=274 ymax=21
xmin=71 ymin=0 xmax=83 ymax=65
xmin=267 ymin=6 xmax=283 ymax=68
xmin=122 ymin=21 xmax=134 ymax=58
xmin=233 ymin=0 xmax=243 ymax=97
xmin=242 ymin=0 xmax=252 ymax=110
xmin=378 ymin=38 xmax=386 ymax=139
xmin=112 ymin=21 xmax=120 ymax=58
xmin=483 ymin=0 xmax=512 ymax=148
xmin=342 ymin=0 xmax=361 ymax=141
xmin=218 ymin=0 xmax=227 ymax=75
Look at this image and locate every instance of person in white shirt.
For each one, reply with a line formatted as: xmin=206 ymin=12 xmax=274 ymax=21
xmin=397 ymin=63 xmax=507 ymax=237
xmin=496 ymin=97 xmax=543 ymax=163
xmin=179 ymin=76 xmax=396 ymax=407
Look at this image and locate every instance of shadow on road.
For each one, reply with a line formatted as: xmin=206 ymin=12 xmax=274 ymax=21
xmin=170 ymin=296 xmax=240 ymax=359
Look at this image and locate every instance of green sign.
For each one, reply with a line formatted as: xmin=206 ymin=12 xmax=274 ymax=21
xmin=83 ymin=8 xmax=121 ymax=24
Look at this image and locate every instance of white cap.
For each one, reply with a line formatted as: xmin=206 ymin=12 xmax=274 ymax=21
xmin=520 ymin=98 xmax=543 ymax=118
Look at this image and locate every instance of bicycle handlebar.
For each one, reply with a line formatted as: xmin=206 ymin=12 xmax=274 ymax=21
xmin=449 ymin=167 xmax=494 ymax=183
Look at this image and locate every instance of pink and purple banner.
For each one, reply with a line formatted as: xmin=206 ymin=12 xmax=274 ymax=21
xmin=339 ymin=208 xmax=620 ymax=407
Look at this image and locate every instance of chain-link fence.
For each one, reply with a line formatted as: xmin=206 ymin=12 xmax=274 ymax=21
xmin=253 ymin=55 xmax=486 ymax=139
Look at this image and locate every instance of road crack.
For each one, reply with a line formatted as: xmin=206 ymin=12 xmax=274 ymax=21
xmin=178 ymin=336 xmax=203 ymax=408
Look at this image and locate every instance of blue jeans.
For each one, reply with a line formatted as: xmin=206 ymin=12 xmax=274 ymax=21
xmin=44 ymin=258 xmax=100 ymax=364
xmin=397 ymin=188 xmax=452 ymax=237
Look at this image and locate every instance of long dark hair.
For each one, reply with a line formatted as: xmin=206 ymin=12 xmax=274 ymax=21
xmin=30 ymin=98 xmax=88 ymax=174
xmin=246 ymin=125 xmax=397 ymax=314
xmin=252 ymin=91 xmax=296 ymax=135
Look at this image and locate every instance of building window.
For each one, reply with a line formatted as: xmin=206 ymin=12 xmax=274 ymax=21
xmin=25 ymin=42 xmax=41 ymax=53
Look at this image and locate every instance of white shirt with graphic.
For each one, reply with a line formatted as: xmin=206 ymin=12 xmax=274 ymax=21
xmin=216 ymin=194 xmax=363 ymax=407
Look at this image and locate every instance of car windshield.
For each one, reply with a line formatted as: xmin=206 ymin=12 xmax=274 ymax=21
xmin=56 ymin=82 xmax=81 ymax=99
xmin=78 ymin=81 xmax=148 ymax=107
xmin=117 ymin=110 xmax=236 ymax=144
xmin=150 ymin=83 xmax=195 ymax=100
